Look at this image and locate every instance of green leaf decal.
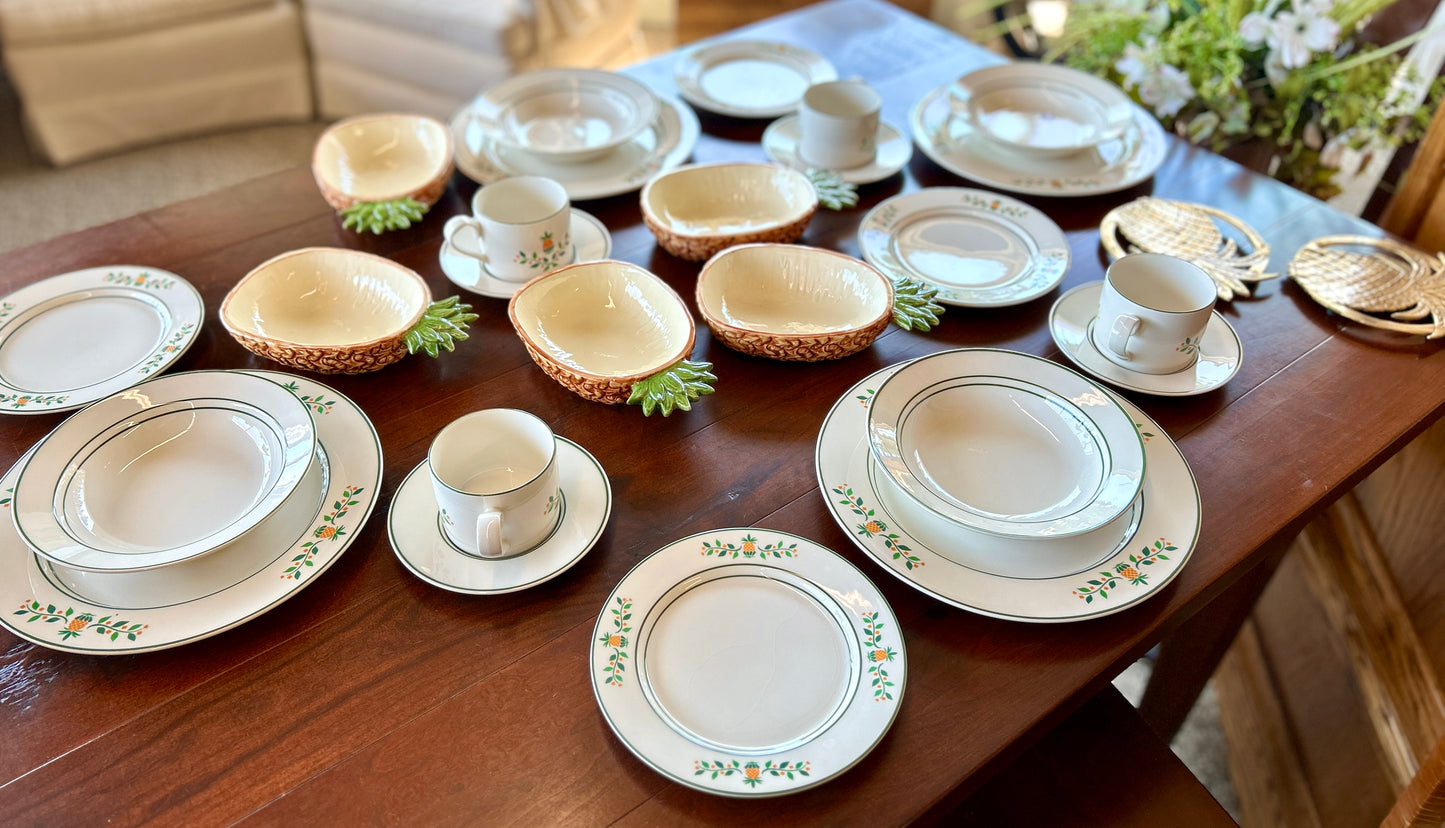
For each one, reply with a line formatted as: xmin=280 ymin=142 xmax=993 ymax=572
xmin=805 ymin=168 xmax=858 ymax=210
xmin=626 ymin=359 xmax=716 ymax=416
xmin=891 ymin=277 xmax=944 ymax=331
xmin=339 ymin=198 xmax=429 ymax=234
xmin=403 ymin=297 xmax=479 ymax=357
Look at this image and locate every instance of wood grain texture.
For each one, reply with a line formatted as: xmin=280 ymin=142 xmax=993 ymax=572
xmin=0 ymin=1 xmax=1441 ymax=825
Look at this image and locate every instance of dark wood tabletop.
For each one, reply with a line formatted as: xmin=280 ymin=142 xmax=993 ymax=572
xmin=2 ymin=0 xmax=1441 ymax=824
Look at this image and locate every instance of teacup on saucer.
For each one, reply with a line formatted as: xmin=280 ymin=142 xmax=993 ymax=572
xmin=762 ymin=115 xmax=911 ymax=185
xmin=388 ymin=436 xmax=611 ymax=594
xmin=440 ymin=208 xmax=612 ymax=299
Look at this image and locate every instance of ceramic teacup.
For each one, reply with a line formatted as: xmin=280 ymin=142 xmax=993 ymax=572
xmin=443 ymin=176 xmax=573 ymax=282
xmin=428 ymin=409 xmax=561 ymax=559
xmin=1092 ymin=253 xmax=1216 ymax=374
xmin=798 ymin=80 xmax=881 ymax=170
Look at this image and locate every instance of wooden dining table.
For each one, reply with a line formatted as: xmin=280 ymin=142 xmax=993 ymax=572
xmin=2 ymin=0 xmax=1442 ymax=823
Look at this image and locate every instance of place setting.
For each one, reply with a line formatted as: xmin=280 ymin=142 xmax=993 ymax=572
xmin=816 ymin=346 xmax=1203 ymax=622
xmin=0 ymin=369 xmax=383 ymax=653
xmin=910 ymin=62 xmax=1168 ymax=197
xmin=761 ymin=78 xmax=912 ymax=185
xmin=673 ymin=39 xmax=837 ymax=119
xmin=450 ymin=68 xmax=700 ymax=201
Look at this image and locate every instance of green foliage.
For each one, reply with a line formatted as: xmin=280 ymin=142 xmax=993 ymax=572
xmin=339 ymin=198 xmax=429 ymax=234
xmin=805 ymin=168 xmax=859 ymax=210
xmin=403 ymin=296 xmax=478 ymax=357
xmin=891 ymin=277 xmax=944 ymax=332
xmin=626 ymin=359 xmax=716 ymax=416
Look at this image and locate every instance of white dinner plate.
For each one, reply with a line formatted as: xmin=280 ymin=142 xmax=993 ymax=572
xmin=858 ymin=187 xmax=1070 ymax=307
xmin=451 ymin=93 xmax=700 ymax=201
xmin=909 ymin=82 xmax=1168 ymax=197
xmin=440 ymin=208 xmax=612 ymax=300
xmin=0 ymin=370 xmax=382 ymax=654
xmin=389 ymin=437 xmax=611 ymax=594
xmin=13 ymin=371 xmax=316 ymax=572
xmin=0 ymin=266 xmax=203 ymax=415
xmin=673 ymin=40 xmax=837 ymax=119
xmin=817 ymin=360 xmax=1201 ymax=622
xmin=761 ymin=116 xmax=911 ymax=184
xmin=1050 ymin=282 xmax=1243 ymax=396
xmin=591 ymin=528 xmax=905 ymax=796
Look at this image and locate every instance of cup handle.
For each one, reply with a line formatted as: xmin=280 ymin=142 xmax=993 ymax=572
xmin=1106 ymin=314 xmax=1141 ymax=358
xmin=476 ymin=509 xmax=503 ymax=558
xmin=443 ymin=215 xmax=487 ymax=264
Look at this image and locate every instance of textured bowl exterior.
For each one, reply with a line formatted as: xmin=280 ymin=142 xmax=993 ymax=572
xmin=314 ymin=160 xmax=453 ymax=211
xmin=704 ymin=313 xmax=889 ymax=361
xmin=228 ymin=328 xmax=410 ymax=374
xmin=515 ymin=336 xmax=638 ymax=404
xmin=645 ymin=209 xmax=814 ymax=262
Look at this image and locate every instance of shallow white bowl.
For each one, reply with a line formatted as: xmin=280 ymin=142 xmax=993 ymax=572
xmin=642 ymin=162 xmax=817 ymax=261
xmin=476 ymin=69 xmax=659 ymax=163
xmin=950 ymin=64 xmax=1134 ymax=158
xmin=696 ymin=244 xmax=893 ymax=361
xmin=868 ymin=348 xmax=1145 ymax=539
xmin=12 ymin=371 xmax=315 ymax=572
xmin=311 ymin=113 xmax=453 ymax=210
xmin=509 ymin=260 xmax=696 ymax=405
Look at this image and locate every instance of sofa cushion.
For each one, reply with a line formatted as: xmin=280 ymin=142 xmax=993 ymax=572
xmin=0 ymin=0 xmax=273 ymax=47
xmin=303 ymin=0 xmax=530 ymax=57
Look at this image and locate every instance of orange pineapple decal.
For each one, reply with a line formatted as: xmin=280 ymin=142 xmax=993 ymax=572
xmin=606 ymin=634 xmax=623 ymax=648
xmin=541 ymin=232 xmax=554 ymax=251
xmin=744 ymin=763 xmax=761 ymax=781
xmin=863 ymin=519 xmax=884 ymax=534
xmin=741 ymin=536 xmax=757 ymax=554
xmin=316 ymin=525 xmax=338 ymax=540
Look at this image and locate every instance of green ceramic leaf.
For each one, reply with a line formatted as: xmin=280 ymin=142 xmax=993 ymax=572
xmin=891 ymin=276 xmax=944 ymax=331
xmin=403 ymin=296 xmax=479 ymax=357
xmin=339 ymin=198 xmax=429 ymax=234
xmin=626 ymin=359 xmax=716 ymax=416
xmin=805 ymin=168 xmax=858 ymax=211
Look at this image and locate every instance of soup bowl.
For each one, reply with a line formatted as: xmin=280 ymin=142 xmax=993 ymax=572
xmin=642 ymin=163 xmax=817 ymax=261
xmin=311 ymin=113 xmax=453 ymax=232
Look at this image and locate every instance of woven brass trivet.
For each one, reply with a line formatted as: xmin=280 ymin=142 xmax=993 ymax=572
xmin=1289 ymin=235 xmax=1445 ymax=339
xmin=1100 ymin=197 xmax=1276 ymax=301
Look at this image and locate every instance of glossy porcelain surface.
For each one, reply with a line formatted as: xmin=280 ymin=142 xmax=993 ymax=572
xmin=673 ymin=39 xmax=837 ymax=118
xmin=441 ymin=208 xmax=612 ymax=299
xmin=591 ymin=528 xmax=904 ymax=795
xmin=868 ymin=349 xmax=1145 ymax=539
xmin=762 ymin=116 xmax=911 ymax=185
xmin=951 ymin=64 xmax=1134 ymax=157
xmin=13 ymin=371 xmax=315 ymax=573
xmin=472 ymin=69 xmax=658 ymax=163
xmin=312 ymin=113 xmax=453 ymax=207
xmin=642 ymin=163 xmax=816 ymax=260
xmin=817 ymin=360 xmax=1201 ymax=622
xmin=858 ymin=188 xmax=1069 ymax=307
xmin=1 ymin=371 xmax=382 ymax=653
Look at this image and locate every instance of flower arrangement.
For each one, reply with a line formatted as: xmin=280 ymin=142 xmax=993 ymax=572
xmin=1047 ymin=0 xmax=1443 ymax=198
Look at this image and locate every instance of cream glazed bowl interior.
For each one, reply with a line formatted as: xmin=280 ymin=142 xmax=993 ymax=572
xmin=641 ymin=162 xmax=817 ymax=261
xmin=697 ymin=244 xmax=896 ymax=361
xmin=508 ymin=260 xmax=716 ymax=415
xmin=223 ymin=247 xmax=475 ymax=374
xmin=312 ymin=113 xmax=454 ymax=211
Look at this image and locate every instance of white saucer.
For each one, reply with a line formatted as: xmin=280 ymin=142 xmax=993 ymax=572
xmin=440 ymin=208 xmax=612 ymax=299
xmin=0 ymin=266 xmax=203 ymax=414
xmin=673 ymin=39 xmax=837 ymax=119
xmin=451 ymin=93 xmax=700 ymax=201
xmin=909 ymin=82 xmax=1167 ymax=197
xmin=1049 ymin=282 xmax=1243 ymax=397
xmin=858 ymin=187 xmax=1069 ymax=307
xmin=389 ymin=437 xmax=611 ymax=594
xmin=761 ymin=116 xmax=911 ymax=184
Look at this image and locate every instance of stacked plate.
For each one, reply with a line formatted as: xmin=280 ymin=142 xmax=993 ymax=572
xmin=817 ymin=348 xmax=1201 ymax=622
xmin=911 ymin=63 xmax=1168 ymax=197
xmin=0 ymin=370 xmax=382 ymax=654
xmin=451 ymin=68 xmax=700 ymax=201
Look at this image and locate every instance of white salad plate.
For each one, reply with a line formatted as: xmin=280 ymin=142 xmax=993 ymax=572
xmin=1 ymin=370 xmax=382 ymax=654
xmin=591 ymin=528 xmax=905 ymax=796
xmin=389 ymin=437 xmax=611 ymax=594
xmin=761 ymin=116 xmax=911 ymax=184
xmin=909 ymin=82 xmax=1167 ymax=197
xmin=0 ymin=266 xmax=202 ymax=415
xmin=868 ymin=349 xmax=1145 ymax=540
xmin=440 ymin=208 xmax=612 ymax=299
xmin=858 ymin=188 xmax=1070 ymax=307
xmin=950 ymin=63 xmax=1135 ymax=158
xmin=1049 ymin=282 xmax=1243 ymax=397
xmin=451 ymin=93 xmax=700 ymax=201
xmin=673 ymin=40 xmax=837 ymax=119
xmin=13 ymin=371 xmax=316 ymax=573
xmin=466 ymin=69 xmax=660 ymax=163
xmin=818 ymin=360 xmax=1201 ymax=622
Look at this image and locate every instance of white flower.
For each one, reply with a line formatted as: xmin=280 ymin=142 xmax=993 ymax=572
xmin=1114 ymin=39 xmax=1157 ymax=89
xmin=1239 ymin=11 xmax=1273 ymax=46
xmin=1303 ymin=119 xmax=1324 ymax=149
xmin=1140 ymin=64 xmax=1196 ymax=117
xmin=1267 ymin=2 xmax=1341 ymax=69
xmin=1264 ymin=49 xmax=1290 ymax=86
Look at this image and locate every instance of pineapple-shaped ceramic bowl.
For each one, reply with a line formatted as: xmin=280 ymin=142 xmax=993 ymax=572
xmin=697 ymin=244 xmax=944 ymax=361
xmin=222 ymin=247 xmax=477 ymax=374
xmin=312 ymin=113 xmax=453 ymax=234
xmin=641 ymin=162 xmax=820 ymax=262
xmin=508 ymin=260 xmax=716 ymax=415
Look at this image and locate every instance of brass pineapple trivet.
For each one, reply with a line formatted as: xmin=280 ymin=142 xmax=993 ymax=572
xmin=1100 ymin=197 xmax=1276 ymax=301
xmin=1289 ymin=235 xmax=1445 ymax=339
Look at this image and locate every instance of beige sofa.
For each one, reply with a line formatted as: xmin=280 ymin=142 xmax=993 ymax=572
xmin=0 ymin=0 xmax=644 ymax=165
